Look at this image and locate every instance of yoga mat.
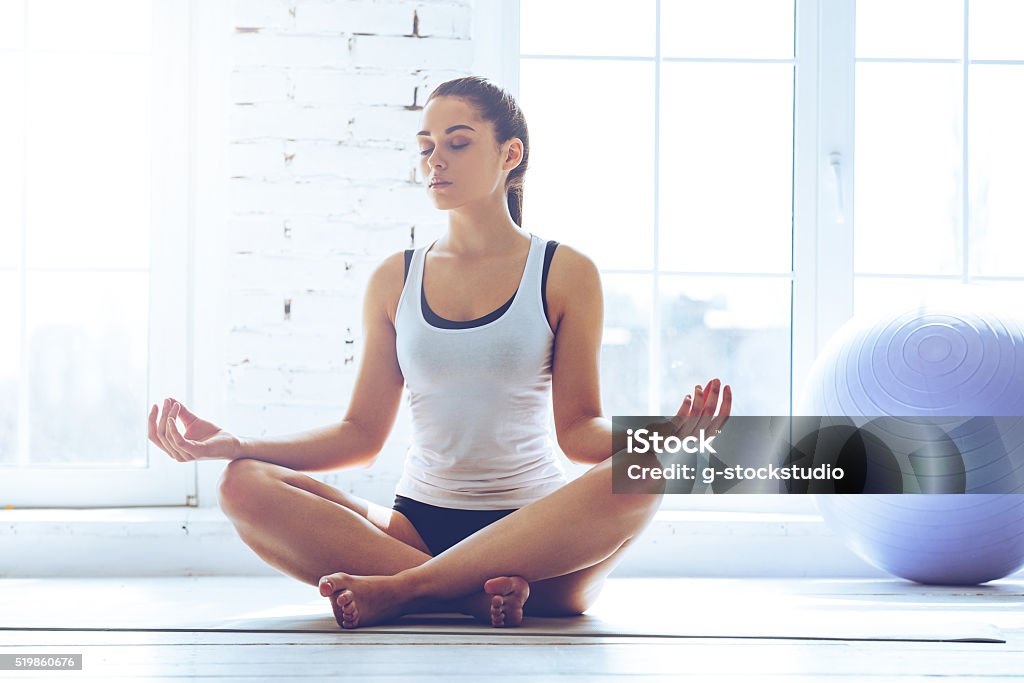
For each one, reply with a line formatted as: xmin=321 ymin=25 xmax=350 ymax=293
xmin=0 ymin=577 xmax=1010 ymax=643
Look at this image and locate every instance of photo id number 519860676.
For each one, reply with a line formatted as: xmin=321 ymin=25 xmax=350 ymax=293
xmin=0 ymin=654 xmax=83 ymax=670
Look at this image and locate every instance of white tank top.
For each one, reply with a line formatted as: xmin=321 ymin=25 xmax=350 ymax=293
xmin=393 ymin=232 xmax=570 ymax=510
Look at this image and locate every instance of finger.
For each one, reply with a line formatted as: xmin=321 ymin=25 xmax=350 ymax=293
xmin=172 ymin=398 xmax=197 ymax=428
xmin=702 ymin=379 xmax=720 ymax=415
xmin=678 ymin=386 xmax=704 ymax=435
xmin=166 ymin=402 xmax=193 ymax=461
xmin=155 ymin=398 xmax=179 ymax=460
xmin=669 ymin=394 xmax=690 ymax=429
xmin=692 ymin=385 xmax=706 ymax=414
xmin=169 ymin=400 xmax=188 ymax=435
xmin=698 ymin=379 xmax=722 ymax=432
xmin=708 ymin=384 xmax=733 ymax=434
xmin=669 ymin=395 xmax=692 ymax=432
xmin=161 ymin=400 xmax=188 ymax=461
xmin=149 ymin=402 xmax=179 ymax=461
xmin=166 ymin=404 xmax=198 ymax=460
xmin=718 ymin=384 xmax=732 ymax=426
xmin=674 ymin=395 xmax=688 ymax=417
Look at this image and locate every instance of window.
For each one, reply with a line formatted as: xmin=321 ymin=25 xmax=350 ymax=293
xmin=0 ymin=0 xmax=192 ymax=507
xmin=516 ymin=0 xmax=1024 ymax=511
xmin=852 ymin=0 xmax=1024 ymax=312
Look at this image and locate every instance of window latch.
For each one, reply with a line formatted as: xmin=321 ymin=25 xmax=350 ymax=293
xmin=829 ymin=151 xmax=845 ymax=224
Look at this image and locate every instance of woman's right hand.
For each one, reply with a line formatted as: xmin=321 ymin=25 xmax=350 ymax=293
xmin=148 ymin=398 xmax=243 ymax=462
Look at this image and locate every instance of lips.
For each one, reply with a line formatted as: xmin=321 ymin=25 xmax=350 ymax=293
xmin=429 ymin=179 xmax=451 ymax=187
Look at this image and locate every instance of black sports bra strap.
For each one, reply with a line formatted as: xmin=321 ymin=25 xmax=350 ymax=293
xmin=542 ymin=240 xmax=559 ymax=324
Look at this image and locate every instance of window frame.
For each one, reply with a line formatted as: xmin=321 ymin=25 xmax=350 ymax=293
xmin=2 ymin=0 xmax=195 ymax=507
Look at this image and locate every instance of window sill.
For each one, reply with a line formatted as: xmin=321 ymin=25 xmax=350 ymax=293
xmin=0 ymin=507 xmax=884 ymax=578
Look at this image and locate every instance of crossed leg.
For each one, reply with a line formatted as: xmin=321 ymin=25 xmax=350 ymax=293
xmin=317 ymin=452 xmax=666 ymax=628
xmin=218 ymin=459 xmax=492 ymax=624
xmin=218 ymin=453 xmax=663 ymax=628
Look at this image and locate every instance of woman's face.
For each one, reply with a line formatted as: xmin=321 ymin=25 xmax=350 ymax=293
xmin=416 ymin=96 xmax=520 ymax=209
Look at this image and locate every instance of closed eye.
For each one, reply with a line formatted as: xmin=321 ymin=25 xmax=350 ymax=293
xmin=420 ymin=143 xmax=468 ymax=156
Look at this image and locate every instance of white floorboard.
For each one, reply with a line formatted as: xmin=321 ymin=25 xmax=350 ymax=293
xmin=2 ymin=577 xmax=1023 ymax=680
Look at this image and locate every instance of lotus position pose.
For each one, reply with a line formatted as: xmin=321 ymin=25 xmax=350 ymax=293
xmin=148 ymin=76 xmax=732 ymax=630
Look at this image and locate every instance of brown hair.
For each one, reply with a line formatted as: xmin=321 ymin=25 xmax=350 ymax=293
xmin=425 ymin=76 xmax=530 ymax=227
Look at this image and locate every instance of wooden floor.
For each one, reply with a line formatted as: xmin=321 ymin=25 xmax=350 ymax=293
xmin=2 ymin=576 xmax=1023 ymax=681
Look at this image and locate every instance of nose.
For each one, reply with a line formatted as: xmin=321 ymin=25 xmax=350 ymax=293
xmin=425 ymin=147 xmax=445 ymax=170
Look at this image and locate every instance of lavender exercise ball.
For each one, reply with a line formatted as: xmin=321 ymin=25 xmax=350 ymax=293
xmin=800 ymin=305 xmax=1024 ymax=585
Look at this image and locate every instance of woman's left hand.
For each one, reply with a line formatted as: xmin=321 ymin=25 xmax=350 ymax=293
xmin=649 ymin=377 xmax=732 ymax=442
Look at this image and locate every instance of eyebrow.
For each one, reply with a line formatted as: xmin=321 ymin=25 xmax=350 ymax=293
xmin=416 ymin=124 xmax=476 ymax=137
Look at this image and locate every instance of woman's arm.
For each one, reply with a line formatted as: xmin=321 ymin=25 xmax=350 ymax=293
xmin=548 ymin=246 xmax=620 ymax=465
xmin=237 ymin=421 xmax=378 ymax=473
xmin=237 ymin=252 xmax=407 ymax=472
xmin=549 ymin=247 xmax=731 ymax=466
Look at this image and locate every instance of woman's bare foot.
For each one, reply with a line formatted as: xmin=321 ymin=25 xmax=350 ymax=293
xmin=318 ymin=573 xmax=410 ymax=629
xmin=482 ymin=576 xmax=530 ymax=627
xmin=317 ymin=572 xmax=531 ymax=629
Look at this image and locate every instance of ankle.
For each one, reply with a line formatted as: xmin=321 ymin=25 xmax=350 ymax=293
xmin=394 ymin=566 xmax=437 ymax=601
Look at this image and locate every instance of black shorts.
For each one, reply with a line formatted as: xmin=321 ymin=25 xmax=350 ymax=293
xmin=392 ymin=494 xmax=518 ymax=556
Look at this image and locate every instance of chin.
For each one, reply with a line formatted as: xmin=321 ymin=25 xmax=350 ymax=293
xmin=428 ymin=194 xmax=458 ymax=208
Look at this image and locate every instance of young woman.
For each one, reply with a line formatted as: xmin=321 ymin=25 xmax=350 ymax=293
xmin=148 ymin=76 xmax=732 ymax=630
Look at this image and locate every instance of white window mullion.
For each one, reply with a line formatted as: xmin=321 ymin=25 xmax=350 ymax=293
xmin=650 ymin=0 xmax=662 ymax=415
xmin=16 ymin=0 xmax=29 ymax=469
xmin=791 ymin=0 xmax=821 ymax=411
xmin=814 ymin=0 xmax=856 ymax=359
xmin=962 ymin=0 xmax=970 ymax=283
xmin=472 ymin=0 xmax=520 ymax=92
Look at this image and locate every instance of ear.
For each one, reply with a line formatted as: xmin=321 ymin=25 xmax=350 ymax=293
xmin=503 ymin=137 xmax=525 ymax=172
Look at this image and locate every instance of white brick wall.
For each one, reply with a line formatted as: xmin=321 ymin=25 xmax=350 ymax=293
xmin=221 ymin=0 xmax=474 ymax=503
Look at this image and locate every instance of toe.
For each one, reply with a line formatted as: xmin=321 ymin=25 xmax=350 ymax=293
xmin=321 ymin=572 xmax=350 ymax=594
xmin=484 ymin=576 xmax=513 ymax=595
xmin=490 ymin=595 xmax=507 ymax=627
xmin=337 ymin=592 xmax=357 ymax=613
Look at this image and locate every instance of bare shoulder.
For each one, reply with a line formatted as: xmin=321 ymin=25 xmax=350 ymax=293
xmin=552 ymin=242 xmax=598 ymax=278
xmin=546 ymin=242 xmax=602 ymax=332
xmin=367 ymin=249 xmax=409 ymax=325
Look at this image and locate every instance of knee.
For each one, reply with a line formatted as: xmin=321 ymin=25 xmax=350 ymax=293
xmin=556 ymin=605 xmax=588 ymax=617
xmin=558 ymin=594 xmax=592 ymax=616
xmin=526 ymin=592 xmax=592 ymax=617
xmin=218 ymin=458 xmax=271 ymax=515
xmin=598 ymin=455 xmax=666 ymax=514
xmin=528 ymin=576 xmax=608 ymax=617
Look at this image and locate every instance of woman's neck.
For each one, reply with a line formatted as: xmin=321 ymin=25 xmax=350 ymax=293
xmin=442 ymin=216 xmax=527 ymax=259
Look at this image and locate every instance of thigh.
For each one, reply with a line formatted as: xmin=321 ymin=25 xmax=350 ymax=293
xmin=221 ymin=458 xmax=433 ymax=556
